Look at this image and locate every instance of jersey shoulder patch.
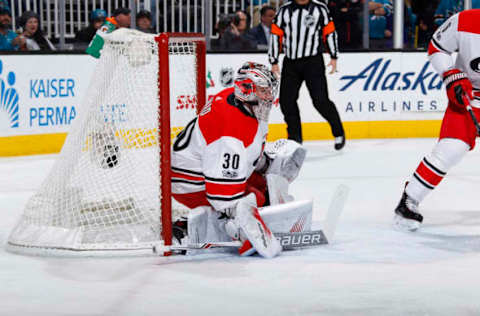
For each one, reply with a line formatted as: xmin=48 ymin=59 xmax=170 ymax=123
xmin=198 ymin=88 xmax=259 ymax=147
xmin=458 ymin=9 xmax=480 ymax=34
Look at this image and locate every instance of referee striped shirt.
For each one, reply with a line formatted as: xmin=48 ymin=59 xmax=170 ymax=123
xmin=268 ymin=0 xmax=339 ymax=65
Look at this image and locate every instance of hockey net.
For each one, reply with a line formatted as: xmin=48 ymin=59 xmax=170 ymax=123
xmin=7 ymin=29 xmax=206 ymax=256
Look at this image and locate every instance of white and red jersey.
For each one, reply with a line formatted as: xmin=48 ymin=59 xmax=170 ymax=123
xmin=428 ymin=9 xmax=480 ymax=105
xmin=171 ymin=87 xmax=268 ymax=211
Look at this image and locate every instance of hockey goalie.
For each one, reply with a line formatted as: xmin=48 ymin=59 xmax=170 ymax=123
xmin=170 ymin=62 xmax=309 ymax=258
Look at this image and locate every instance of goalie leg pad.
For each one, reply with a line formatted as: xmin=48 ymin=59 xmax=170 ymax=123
xmin=233 ymin=193 xmax=282 ymax=258
xmin=187 ymin=206 xmax=231 ymax=244
xmin=260 ymin=199 xmax=313 ymax=233
xmin=238 ymin=240 xmax=256 ymax=256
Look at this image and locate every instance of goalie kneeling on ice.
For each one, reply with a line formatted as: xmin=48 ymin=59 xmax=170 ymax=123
xmin=186 ymin=199 xmax=314 ymax=247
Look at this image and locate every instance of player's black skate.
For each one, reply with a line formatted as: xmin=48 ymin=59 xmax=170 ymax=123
xmin=172 ymin=219 xmax=188 ymax=244
xmin=394 ymin=191 xmax=423 ymax=231
xmin=172 ymin=219 xmax=188 ymax=255
xmin=334 ymin=135 xmax=345 ymax=150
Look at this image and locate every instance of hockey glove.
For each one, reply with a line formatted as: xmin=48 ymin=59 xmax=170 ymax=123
xmin=443 ymin=69 xmax=473 ymax=110
xmin=264 ymin=139 xmax=307 ymax=183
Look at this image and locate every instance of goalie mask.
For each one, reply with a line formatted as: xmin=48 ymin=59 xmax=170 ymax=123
xmin=234 ymin=62 xmax=279 ymax=122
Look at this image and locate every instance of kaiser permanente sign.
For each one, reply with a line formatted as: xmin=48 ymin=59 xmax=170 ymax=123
xmin=0 ymin=52 xmax=447 ymax=156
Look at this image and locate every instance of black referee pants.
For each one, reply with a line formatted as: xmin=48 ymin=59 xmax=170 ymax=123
xmin=279 ymin=55 xmax=344 ymax=143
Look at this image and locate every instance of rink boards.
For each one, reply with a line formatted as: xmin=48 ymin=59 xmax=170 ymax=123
xmin=0 ymin=52 xmax=446 ymax=156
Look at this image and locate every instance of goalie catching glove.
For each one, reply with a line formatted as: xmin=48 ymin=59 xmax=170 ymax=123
xmin=443 ymin=68 xmax=473 ymax=110
xmin=256 ymin=139 xmax=307 ymax=183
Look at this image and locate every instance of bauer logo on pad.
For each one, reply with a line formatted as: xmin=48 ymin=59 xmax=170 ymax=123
xmin=275 ymin=230 xmax=328 ymax=249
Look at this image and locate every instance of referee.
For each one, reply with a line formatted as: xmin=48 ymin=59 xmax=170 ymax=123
xmin=269 ymin=0 xmax=345 ymax=150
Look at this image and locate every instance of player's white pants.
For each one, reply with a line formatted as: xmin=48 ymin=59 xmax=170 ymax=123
xmin=406 ymin=138 xmax=470 ymax=203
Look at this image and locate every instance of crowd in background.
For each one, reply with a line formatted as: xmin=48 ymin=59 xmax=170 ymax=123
xmin=0 ymin=0 xmax=478 ymax=52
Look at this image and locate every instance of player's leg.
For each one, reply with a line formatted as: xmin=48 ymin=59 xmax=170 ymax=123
xmin=304 ymin=56 xmax=345 ymax=150
xmin=172 ymin=189 xmax=280 ymax=258
xmin=171 ymin=191 xmax=210 ymax=244
xmin=280 ymin=58 xmax=304 ymax=143
xmin=395 ymin=105 xmax=479 ymax=231
xmin=224 ymin=193 xmax=282 ymax=258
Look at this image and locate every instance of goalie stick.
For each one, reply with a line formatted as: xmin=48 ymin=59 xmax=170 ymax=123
xmin=154 ymin=230 xmax=330 ymax=254
xmin=153 ymin=184 xmax=349 ymax=255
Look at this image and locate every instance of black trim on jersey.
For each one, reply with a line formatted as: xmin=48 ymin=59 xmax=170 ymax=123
xmin=431 ymin=38 xmax=449 ymax=54
xmin=206 ymin=193 xmax=245 ymax=201
xmin=205 ymin=176 xmax=247 ymax=183
xmin=423 ymin=158 xmax=446 ymax=176
xmin=171 ymin=166 xmax=204 ymax=177
xmin=413 ymin=173 xmax=435 ymax=190
xmin=230 ymin=93 xmax=256 ymax=119
xmin=171 ymin=179 xmax=205 ymax=186
xmin=227 ymin=92 xmax=236 ymax=106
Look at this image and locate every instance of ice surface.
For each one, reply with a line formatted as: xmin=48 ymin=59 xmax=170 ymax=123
xmin=1 ymin=139 xmax=480 ymax=315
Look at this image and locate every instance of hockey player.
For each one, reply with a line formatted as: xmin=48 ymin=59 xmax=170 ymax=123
xmin=171 ymin=62 xmax=307 ymax=258
xmin=86 ymin=7 xmax=131 ymax=58
xmin=394 ymin=9 xmax=480 ymax=231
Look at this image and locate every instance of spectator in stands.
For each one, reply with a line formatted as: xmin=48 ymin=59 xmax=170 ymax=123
xmin=385 ymin=0 xmax=416 ymax=48
xmin=136 ymin=10 xmax=155 ymax=34
xmin=247 ymin=5 xmax=275 ymax=50
xmin=368 ymin=0 xmax=393 ymax=49
xmin=328 ymin=0 xmax=363 ymax=50
xmin=0 ymin=0 xmax=9 ymax=15
xmin=86 ymin=7 xmax=131 ymax=58
xmin=415 ymin=14 xmax=434 ymax=49
xmin=247 ymin=0 xmax=282 ymax=27
xmin=0 ymin=9 xmax=25 ymax=51
xmin=211 ymin=14 xmax=230 ymax=50
xmin=404 ymin=0 xmax=417 ymax=48
xmin=18 ymin=11 xmax=55 ymax=51
xmin=434 ymin=0 xmax=480 ymax=26
xmin=75 ymin=9 xmax=106 ymax=44
xmin=218 ymin=10 xmax=256 ymax=51
xmin=111 ymin=7 xmax=131 ymax=28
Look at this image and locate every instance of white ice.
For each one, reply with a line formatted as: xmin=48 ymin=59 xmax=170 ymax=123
xmin=2 ymin=138 xmax=480 ymax=316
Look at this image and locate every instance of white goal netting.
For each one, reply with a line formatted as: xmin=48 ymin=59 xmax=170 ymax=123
xmin=7 ymin=29 xmax=204 ymax=256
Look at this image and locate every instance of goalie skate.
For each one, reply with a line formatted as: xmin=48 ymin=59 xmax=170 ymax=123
xmin=394 ymin=192 xmax=423 ymax=231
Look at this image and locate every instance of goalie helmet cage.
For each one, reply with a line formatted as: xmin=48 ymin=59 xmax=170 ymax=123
xmin=6 ymin=29 xmax=206 ymax=256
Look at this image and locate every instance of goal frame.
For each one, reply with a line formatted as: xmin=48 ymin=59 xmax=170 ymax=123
xmin=157 ymin=33 xmax=206 ymax=251
xmin=6 ymin=32 xmax=206 ymax=257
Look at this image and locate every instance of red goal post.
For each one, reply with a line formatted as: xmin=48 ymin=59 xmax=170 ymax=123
xmin=157 ymin=32 xmax=206 ymax=249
